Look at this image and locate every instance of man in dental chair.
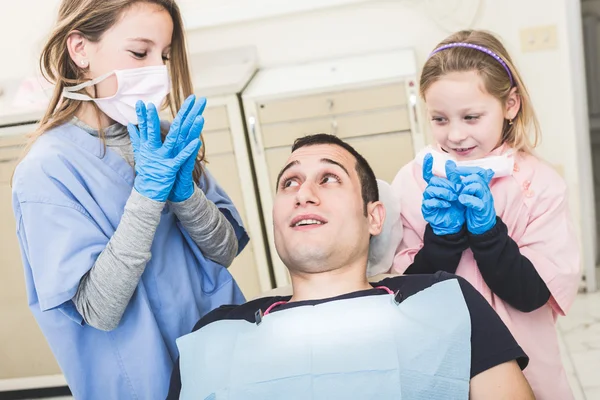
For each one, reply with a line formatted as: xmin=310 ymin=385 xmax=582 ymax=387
xmin=167 ymin=134 xmax=534 ymax=400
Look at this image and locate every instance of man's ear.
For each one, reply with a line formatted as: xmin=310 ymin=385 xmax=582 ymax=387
xmin=66 ymin=30 xmax=90 ymax=70
xmin=367 ymin=201 xmax=385 ymax=236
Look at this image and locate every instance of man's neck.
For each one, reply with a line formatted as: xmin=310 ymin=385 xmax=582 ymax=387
xmin=288 ymin=264 xmax=373 ymax=302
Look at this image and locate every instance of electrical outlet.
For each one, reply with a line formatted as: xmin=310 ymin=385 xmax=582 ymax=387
xmin=520 ymin=25 xmax=558 ymax=52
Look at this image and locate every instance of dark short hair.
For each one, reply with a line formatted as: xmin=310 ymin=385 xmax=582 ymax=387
xmin=288 ymin=134 xmax=378 ymax=215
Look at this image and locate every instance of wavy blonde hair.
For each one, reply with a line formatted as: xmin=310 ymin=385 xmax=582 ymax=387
xmin=420 ymin=30 xmax=540 ymax=154
xmin=16 ymin=0 xmax=205 ymax=181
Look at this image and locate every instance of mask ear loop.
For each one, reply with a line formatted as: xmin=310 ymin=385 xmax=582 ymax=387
xmin=62 ymin=70 xmax=115 ymax=101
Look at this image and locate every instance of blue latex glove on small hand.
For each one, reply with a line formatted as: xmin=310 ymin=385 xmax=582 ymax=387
xmin=421 ymin=153 xmax=466 ymax=236
xmin=454 ymin=166 xmax=496 ymax=235
xmin=128 ymin=101 xmax=201 ymax=202
xmin=167 ymin=94 xmax=207 ymax=202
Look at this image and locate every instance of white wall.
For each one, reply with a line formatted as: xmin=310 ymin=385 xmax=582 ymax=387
xmin=0 ymin=1 xmax=60 ymax=80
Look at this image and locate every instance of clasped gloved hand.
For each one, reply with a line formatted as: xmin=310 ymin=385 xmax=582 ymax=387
xmin=453 ymin=165 xmax=496 ymax=235
xmin=421 ymin=153 xmax=466 ymax=236
xmin=127 ymin=100 xmax=201 ymax=202
xmin=167 ymin=95 xmax=207 ymax=203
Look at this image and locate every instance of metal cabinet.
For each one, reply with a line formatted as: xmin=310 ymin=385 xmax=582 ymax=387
xmin=0 ymin=124 xmax=66 ymax=392
xmin=186 ymin=47 xmax=273 ymax=298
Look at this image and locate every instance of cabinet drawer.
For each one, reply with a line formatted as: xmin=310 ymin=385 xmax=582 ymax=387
xmin=344 ymin=132 xmax=414 ymax=183
xmin=0 ymin=141 xmax=24 ymax=183
xmin=205 ymin=153 xmax=263 ymax=299
xmin=0 ymin=183 xmax=62 ymax=379
xmin=257 ymin=83 xmax=406 ymax=124
xmin=159 ymin=105 xmax=229 ymax=132
xmin=0 ymin=305 xmax=62 ymax=379
xmin=203 ymin=106 xmax=230 ymax=132
xmin=203 ymin=129 xmax=233 ymax=156
xmin=265 ymin=147 xmax=293 ymax=194
xmin=0 ymin=143 xmax=24 ymax=161
xmin=157 ymin=106 xmax=232 ymax=156
xmin=0 ymin=133 xmax=27 ymax=148
xmin=0 ymin=160 xmax=17 ymax=184
xmin=261 ymin=107 xmax=410 ymax=149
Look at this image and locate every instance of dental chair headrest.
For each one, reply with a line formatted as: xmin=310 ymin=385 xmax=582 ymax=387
xmin=367 ymin=179 xmax=403 ymax=277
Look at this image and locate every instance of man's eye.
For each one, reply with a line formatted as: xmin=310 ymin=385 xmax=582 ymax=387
xmin=283 ymin=179 xmax=299 ymax=188
xmin=321 ymin=174 xmax=340 ymax=184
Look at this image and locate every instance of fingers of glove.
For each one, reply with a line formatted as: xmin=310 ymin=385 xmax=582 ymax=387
xmin=483 ymin=169 xmax=495 ymax=184
xmin=460 ymin=180 xmax=488 ymax=199
xmin=181 ymin=135 xmax=202 ymax=170
xmin=470 ymin=168 xmax=494 ymax=184
xmin=135 ymin=101 xmax=148 ymax=142
xmin=428 ymin=176 xmax=459 ymax=192
xmin=173 ymin=138 xmax=201 ymax=168
xmin=162 ymin=118 xmax=182 ymax=153
xmin=445 ymin=160 xmax=463 ymax=187
xmin=458 ymin=193 xmax=486 ymax=211
xmin=460 ymin=174 xmax=493 ymax=197
xmin=180 ymin=97 xmax=207 ymax=140
xmin=453 ymin=165 xmax=487 ymax=177
xmin=145 ymin=103 xmax=163 ymax=150
xmin=453 ymin=165 xmax=495 ymax=184
xmin=423 ymin=186 xmax=458 ymax=202
xmin=460 ymin=172 xmax=487 ymax=186
xmin=184 ymin=115 xmax=205 ymax=145
xmin=175 ymin=94 xmax=196 ymax=127
xmin=422 ymin=198 xmax=451 ymax=210
xmin=422 ymin=153 xmax=434 ymax=184
xmin=170 ymin=94 xmax=196 ymax=146
xmin=127 ymin=123 xmax=140 ymax=155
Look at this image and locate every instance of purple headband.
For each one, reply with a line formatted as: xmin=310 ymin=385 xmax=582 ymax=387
xmin=430 ymin=42 xmax=514 ymax=87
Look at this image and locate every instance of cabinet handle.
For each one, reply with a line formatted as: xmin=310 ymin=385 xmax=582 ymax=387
xmin=248 ymin=115 xmax=261 ymax=155
xmin=409 ymin=92 xmax=419 ymax=128
xmin=331 ymin=119 xmax=338 ymax=136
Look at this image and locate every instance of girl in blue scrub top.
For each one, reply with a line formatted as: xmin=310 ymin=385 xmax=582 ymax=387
xmin=11 ymin=1 xmax=248 ymax=398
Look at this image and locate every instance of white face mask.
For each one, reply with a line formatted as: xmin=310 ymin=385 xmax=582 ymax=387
xmin=416 ymin=146 xmax=515 ymax=179
xmin=62 ymin=65 xmax=170 ymax=126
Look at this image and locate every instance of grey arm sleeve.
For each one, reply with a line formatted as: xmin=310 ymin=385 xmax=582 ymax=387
xmin=73 ymin=190 xmax=164 ymax=331
xmin=169 ymin=184 xmax=238 ymax=267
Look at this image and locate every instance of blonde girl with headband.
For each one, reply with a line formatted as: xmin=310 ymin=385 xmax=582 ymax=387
xmin=390 ymin=30 xmax=580 ymax=399
xmin=11 ymin=1 xmax=248 ymax=398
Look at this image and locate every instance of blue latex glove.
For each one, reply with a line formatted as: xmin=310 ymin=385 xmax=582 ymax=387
xmin=454 ymin=166 xmax=496 ymax=235
xmin=421 ymin=153 xmax=466 ymax=236
xmin=128 ymin=101 xmax=201 ymax=202
xmin=168 ymin=95 xmax=207 ymax=202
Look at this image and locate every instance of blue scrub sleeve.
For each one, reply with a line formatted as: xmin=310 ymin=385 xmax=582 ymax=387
xmin=15 ymin=199 xmax=109 ymax=322
xmin=197 ymin=166 xmax=249 ymax=255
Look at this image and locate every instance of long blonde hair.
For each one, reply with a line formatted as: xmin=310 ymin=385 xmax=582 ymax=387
xmin=420 ymin=30 xmax=540 ymax=154
xmin=18 ymin=0 xmax=205 ymax=181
